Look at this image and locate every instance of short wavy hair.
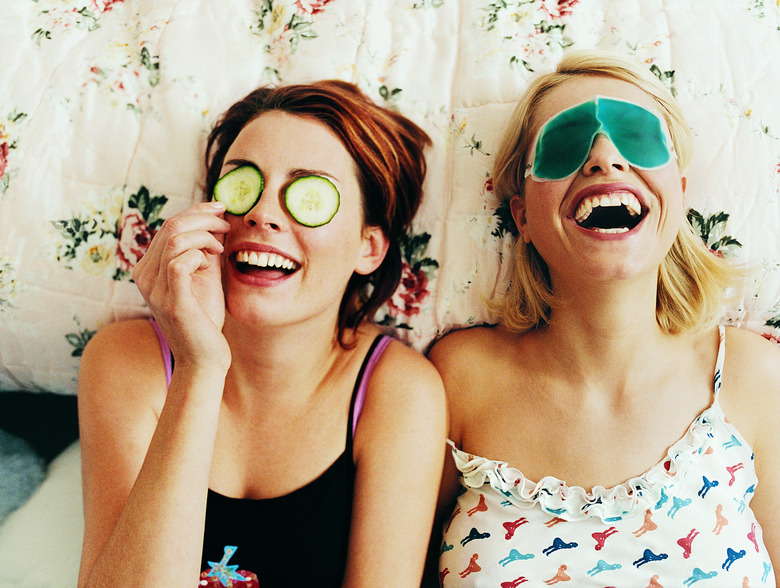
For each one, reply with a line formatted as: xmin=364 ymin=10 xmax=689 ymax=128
xmin=205 ymin=80 xmax=431 ymax=346
xmin=491 ymin=49 xmax=738 ymax=334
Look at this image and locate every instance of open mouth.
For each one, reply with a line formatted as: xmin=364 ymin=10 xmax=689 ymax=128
xmin=233 ymin=250 xmax=300 ymax=276
xmin=574 ymin=191 xmax=645 ymax=234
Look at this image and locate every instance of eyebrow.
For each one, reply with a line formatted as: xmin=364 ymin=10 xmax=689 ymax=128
xmin=222 ymin=159 xmax=339 ymax=184
xmin=223 ymin=158 xmax=260 ymax=171
xmin=289 ymin=168 xmax=340 ymax=183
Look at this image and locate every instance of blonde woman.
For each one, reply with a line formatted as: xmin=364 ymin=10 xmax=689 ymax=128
xmin=431 ymin=51 xmax=779 ymax=587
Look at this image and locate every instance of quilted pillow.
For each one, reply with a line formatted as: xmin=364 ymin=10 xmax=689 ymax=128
xmin=1 ymin=0 xmax=778 ymax=396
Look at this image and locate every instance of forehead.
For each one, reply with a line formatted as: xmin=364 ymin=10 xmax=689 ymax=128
xmin=532 ymin=75 xmax=663 ymax=134
xmin=225 ymin=110 xmax=355 ymax=174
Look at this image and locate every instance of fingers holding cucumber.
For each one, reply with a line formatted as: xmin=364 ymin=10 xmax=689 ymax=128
xmin=133 ymin=202 xmax=230 ymax=288
xmin=213 ymin=165 xmax=340 ymax=227
xmin=131 ymin=203 xmax=232 ymax=362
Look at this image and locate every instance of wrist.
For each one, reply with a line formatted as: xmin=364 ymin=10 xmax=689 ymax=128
xmin=169 ymin=341 xmax=232 ymax=376
xmin=172 ymin=359 xmax=231 ymax=382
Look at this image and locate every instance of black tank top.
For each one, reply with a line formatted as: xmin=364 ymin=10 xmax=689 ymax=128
xmin=149 ymin=321 xmax=391 ymax=587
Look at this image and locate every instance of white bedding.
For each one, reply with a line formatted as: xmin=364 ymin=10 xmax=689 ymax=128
xmin=0 ymin=0 xmax=779 ymax=584
xmin=1 ymin=0 xmax=779 ymax=396
xmin=0 ymin=442 xmax=82 ymax=587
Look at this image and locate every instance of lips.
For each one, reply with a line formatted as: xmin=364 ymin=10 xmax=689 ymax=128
xmin=572 ymin=185 xmax=647 ymax=234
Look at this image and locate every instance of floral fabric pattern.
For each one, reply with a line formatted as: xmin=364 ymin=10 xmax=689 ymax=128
xmin=379 ymin=232 xmax=439 ymax=331
xmin=687 ymin=209 xmax=743 ymax=259
xmin=250 ymin=0 xmax=338 ymax=81
xmin=0 ymin=0 xmax=778 ymax=394
xmin=0 ymin=110 xmax=27 ymax=196
xmin=474 ymin=0 xmax=581 ymax=74
xmin=51 ymin=187 xmax=166 ymax=281
xmin=0 ymin=253 xmax=21 ymax=313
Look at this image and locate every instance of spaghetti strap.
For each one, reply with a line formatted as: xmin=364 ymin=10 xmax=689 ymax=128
xmin=149 ymin=321 xmax=392 ymax=441
xmin=713 ymin=324 xmax=725 ymax=400
xmin=350 ymin=335 xmax=393 ymax=439
xmin=148 ymin=318 xmax=173 ymax=389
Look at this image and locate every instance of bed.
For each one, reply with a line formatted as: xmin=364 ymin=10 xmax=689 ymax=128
xmin=1 ymin=0 xmax=778 ymax=585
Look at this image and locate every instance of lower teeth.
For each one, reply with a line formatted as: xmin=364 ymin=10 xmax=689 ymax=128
xmin=594 ymin=227 xmax=629 ymax=234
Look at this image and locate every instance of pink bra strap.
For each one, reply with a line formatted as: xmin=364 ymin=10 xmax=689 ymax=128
xmin=352 ymin=335 xmax=393 ymax=438
xmin=148 ymin=318 xmax=173 ymax=389
xmin=149 ymin=318 xmax=391 ymax=437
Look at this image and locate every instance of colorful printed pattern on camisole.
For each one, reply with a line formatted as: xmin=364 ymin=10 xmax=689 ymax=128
xmin=439 ymin=326 xmax=775 ymax=587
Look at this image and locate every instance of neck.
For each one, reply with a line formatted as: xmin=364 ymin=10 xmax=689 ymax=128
xmin=537 ymin=272 xmax=672 ymax=389
xmin=221 ymin=311 xmax=344 ymax=407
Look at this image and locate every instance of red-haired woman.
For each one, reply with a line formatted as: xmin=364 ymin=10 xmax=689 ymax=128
xmin=77 ymin=81 xmax=446 ymax=588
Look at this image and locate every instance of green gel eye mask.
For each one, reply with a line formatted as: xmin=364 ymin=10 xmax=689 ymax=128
xmin=525 ymin=96 xmax=675 ymax=182
xmin=213 ymin=166 xmax=340 ymax=227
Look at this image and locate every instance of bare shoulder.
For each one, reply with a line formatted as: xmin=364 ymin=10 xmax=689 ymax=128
xmin=722 ymin=326 xmax=780 ymax=391
xmin=428 ymin=325 xmax=506 ymax=377
xmin=79 ymin=317 xmax=168 ymax=416
xmin=720 ymin=326 xmax=780 ymax=445
xmin=428 ymin=325 xmax=518 ymax=390
xmin=722 ymin=328 xmax=780 ymax=566
xmin=78 ymin=318 xmax=172 ymax=580
xmin=366 ymin=335 xmax=445 ymax=413
xmin=353 ymin=334 xmax=446 ymax=451
xmin=345 ymin=334 xmax=448 ymax=585
xmin=78 ymin=319 xmax=168 ymax=512
xmin=428 ymin=325 xmax=515 ymax=443
xmin=83 ymin=317 xmax=161 ymax=358
xmin=429 ymin=324 xmax=504 ymax=352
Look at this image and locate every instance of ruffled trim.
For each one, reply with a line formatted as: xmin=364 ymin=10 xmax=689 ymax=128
xmin=450 ymin=402 xmax=724 ymax=522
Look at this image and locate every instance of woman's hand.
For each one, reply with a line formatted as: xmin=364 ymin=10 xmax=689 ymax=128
xmin=132 ymin=201 xmax=232 ymax=371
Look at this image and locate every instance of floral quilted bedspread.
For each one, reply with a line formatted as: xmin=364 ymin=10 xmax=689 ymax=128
xmin=0 ymin=0 xmax=778 ymax=394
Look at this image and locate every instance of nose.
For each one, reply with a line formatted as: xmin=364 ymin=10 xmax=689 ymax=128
xmin=242 ymin=183 xmax=286 ymax=231
xmin=582 ymin=133 xmax=628 ymax=176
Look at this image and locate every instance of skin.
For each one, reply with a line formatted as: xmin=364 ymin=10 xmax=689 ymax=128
xmin=429 ymin=76 xmax=780 ymax=581
xmin=78 ymin=111 xmax=447 ymax=587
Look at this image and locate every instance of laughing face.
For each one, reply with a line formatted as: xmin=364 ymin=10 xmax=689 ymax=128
xmin=217 ymin=110 xmax=388 ymax=329
xmin=511 ymin=75 xmax=687 ymax=287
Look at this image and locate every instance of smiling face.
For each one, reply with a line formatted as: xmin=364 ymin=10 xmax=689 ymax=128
xmin=511 ymin=75 xmax=687 ymax=288
xmin=218 ymin=110 xmax=388 ymax=330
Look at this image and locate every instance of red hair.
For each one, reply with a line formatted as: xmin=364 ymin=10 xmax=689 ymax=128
xmin=205 ymin=80 xmax=431 ymax=345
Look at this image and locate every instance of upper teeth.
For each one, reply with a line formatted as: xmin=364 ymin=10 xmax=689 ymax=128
xmin=575 ymin=192 xmax=642 ymax=223
xmin=236 ymin=250 xmax=298 ymax=270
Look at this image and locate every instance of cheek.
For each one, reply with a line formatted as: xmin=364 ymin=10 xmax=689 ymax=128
xmin=522 ymin=183 xmax=568 ymax=233
xmin=649 ymin=169 xmax=687 ymax=220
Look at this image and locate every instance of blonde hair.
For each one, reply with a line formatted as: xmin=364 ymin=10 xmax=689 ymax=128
xmin=491 ymin=49 xmax=738 ymax=334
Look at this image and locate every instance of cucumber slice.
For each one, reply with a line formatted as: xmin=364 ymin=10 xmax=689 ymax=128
xmin=213 ymin=166 xmax=264 ymax=215
xmin=285 ymin=176 xmax=340 ymax=227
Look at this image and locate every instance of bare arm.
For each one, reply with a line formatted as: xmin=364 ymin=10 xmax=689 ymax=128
xmin=78 ymin=203 xmax=231 ymax=587
xmin=428 ymin=333 xmax=471 ymax=518
xmin=421 ymin=444 xmax=460 ymax=588
xmin=421 ymin=331 xmax=475 ymax=586
xmin=341 ymin=341 xmax=447 ymax=588
xmin=78 ymin=322 xmax=226 ymax=586
xmin=721 ymin=327 xmax=780 ymax=583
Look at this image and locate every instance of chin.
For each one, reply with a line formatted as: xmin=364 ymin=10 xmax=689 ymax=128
xmin=223 ymin=296 xmax=274 ymax=327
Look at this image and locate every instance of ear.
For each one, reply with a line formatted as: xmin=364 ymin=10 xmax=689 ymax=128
xmin=681 ymin=175 xmax=687 ymax=203
xmin=355 ymin=225 xmax=390 ymax=276
xmin=510 ymin=195 xmax=531 ymax=243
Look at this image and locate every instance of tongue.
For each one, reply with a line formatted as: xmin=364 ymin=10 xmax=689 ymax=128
xmin=238 ymin=263 xmax=289 ymax=279
xmin=581 ymin=206 xmax=632 ymax=230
